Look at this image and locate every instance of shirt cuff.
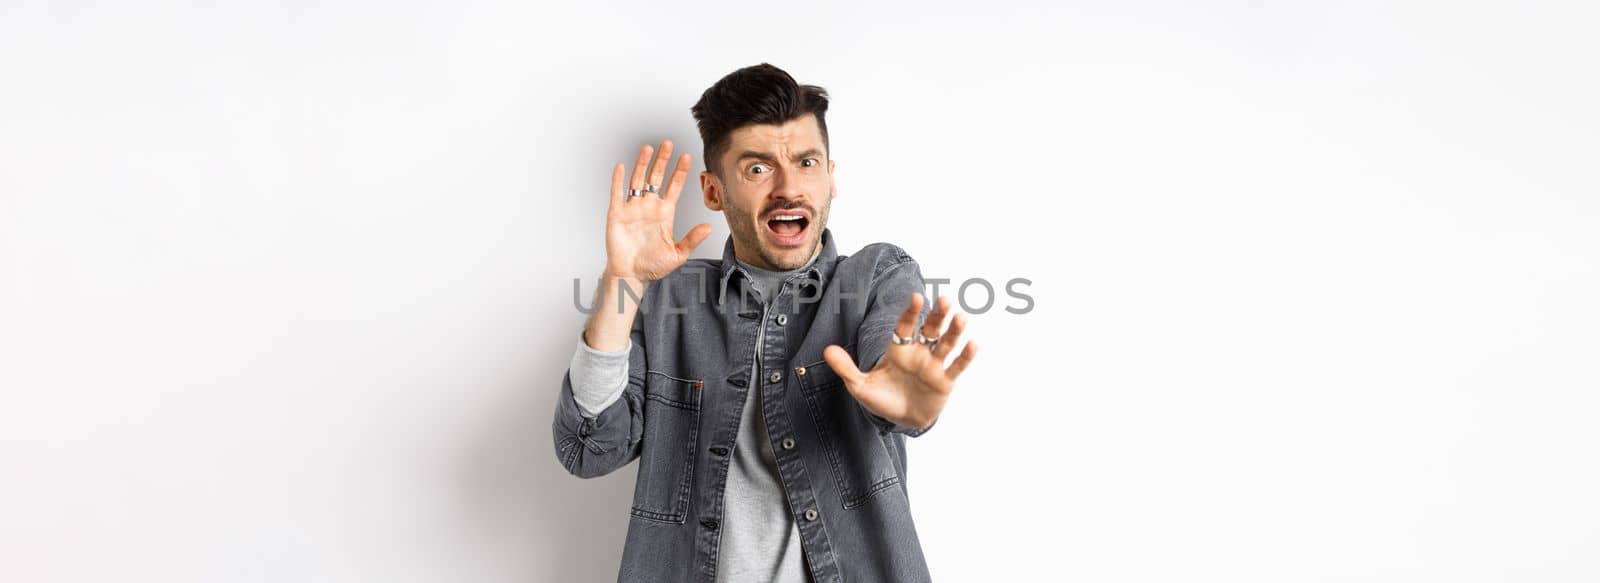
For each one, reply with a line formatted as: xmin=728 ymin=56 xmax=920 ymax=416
xmin=569 ymin=332 xmax=631 ymax=418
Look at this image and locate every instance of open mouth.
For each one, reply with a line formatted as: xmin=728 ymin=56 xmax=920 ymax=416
xmin=765 ymin=212 xmax=810 ymax=246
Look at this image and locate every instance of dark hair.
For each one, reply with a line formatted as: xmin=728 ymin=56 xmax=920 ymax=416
xmin=690 ymin=63 xmax=830 ymax=177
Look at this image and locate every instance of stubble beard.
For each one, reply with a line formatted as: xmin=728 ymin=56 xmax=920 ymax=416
xmin=724 ymin=198 xmax=829 ymax=271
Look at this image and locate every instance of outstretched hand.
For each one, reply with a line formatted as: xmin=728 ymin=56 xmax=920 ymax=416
xmin=822 ymin=293 xmax=977 ymax=431
xmin=605 ymin=139 xmax=713 ymax=281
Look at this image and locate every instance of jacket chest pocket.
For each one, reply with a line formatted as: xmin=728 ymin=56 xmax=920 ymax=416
xmin=795 ymin=352 xmax=901 ymax=509
xmin=630 ymin=371 xmax=703 ymax=523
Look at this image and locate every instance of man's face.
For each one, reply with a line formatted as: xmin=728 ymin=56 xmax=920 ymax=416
xmin=700 ymin=113 xmax=836 ymax=271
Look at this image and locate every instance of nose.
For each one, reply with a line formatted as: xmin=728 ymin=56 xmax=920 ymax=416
xmin=770 ymin=165 xmax=806 ymax=201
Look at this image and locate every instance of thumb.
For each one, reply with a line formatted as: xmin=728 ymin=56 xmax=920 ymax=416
xmin=676 ymin=223 xmax=713 ymax=254
xmin=822 ymin=344 xmax=865 ymax=388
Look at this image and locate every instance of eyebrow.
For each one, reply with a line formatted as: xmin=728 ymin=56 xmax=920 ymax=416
xmin=735 ymin=148 xmax=825 ymax=164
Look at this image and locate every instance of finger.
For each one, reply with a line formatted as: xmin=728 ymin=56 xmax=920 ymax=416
xmin=663 ymin=153 xmax=692 ymax=203
xmin=893 ymin=292 xmax=924 ymax=346
xmin=921 ymin=295 xmax=951 ymax=339
xmin=647 ymin=139 xmax=673 ymax=193
xmin=609 ymin=162 xmax=626 ymax=208
xmin=629 ymin=144 xmax=653 ymax=191
xmin=822 ymin=344 xmax=866 ymax=387
xmin=676 ymin=223 xmax=713 ymax=254
xmin=932 ymin=311 xmax=966 ymax=360
xmin=944 ymin=340 xmax=978 ymax=381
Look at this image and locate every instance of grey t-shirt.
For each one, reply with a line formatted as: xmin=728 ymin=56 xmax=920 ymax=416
xmin=716 ymin=252 xmax=818 ymax=583
xmin=567 ymin=248 xmax=820 ymax=583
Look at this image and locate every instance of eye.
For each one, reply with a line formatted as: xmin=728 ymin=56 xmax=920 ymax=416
xmin=748 ymin=163 xmax=770 ymax=175
xmin=801 ymin=158 xmax=818 ymax=167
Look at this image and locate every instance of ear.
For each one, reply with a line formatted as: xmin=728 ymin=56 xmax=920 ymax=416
xmin=828 ymin=158 xmax=838 ymax=199
xmin=700 ymin=170 xmax=725 ymax=211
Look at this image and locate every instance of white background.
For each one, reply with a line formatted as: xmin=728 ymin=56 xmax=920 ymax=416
xmin=3 ymin=1 xmax=1597 ymax=581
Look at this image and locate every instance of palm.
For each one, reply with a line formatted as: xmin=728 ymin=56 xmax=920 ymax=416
xmin=848 ymin=343 xmax=954 ymax=429
xmin=608 ymin=197 xmax=692 ymax=281
xmin=823 ymin=294 xmax=978 ymax=431
xmin=605 ymin=140 xmax=712 ymax=281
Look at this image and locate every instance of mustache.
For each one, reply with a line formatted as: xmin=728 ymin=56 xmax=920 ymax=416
xmin=761 ymin=202 xmax=811 ymax=217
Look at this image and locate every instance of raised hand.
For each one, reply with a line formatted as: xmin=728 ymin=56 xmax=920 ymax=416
xmin=822 ymin=294 xmax=978 ymax=431
xmin=605 ymin=139 xmax=713 ymax=281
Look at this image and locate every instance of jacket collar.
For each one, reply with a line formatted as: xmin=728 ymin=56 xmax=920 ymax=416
xmin=716 ymin=228 xmax=838 ymax=306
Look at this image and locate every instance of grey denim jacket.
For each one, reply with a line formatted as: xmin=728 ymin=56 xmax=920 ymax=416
xmin=552 ymin=228 xmax=938 ymax=583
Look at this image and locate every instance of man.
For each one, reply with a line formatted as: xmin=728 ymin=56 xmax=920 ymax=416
xmin=552 ymin=63 xmax=977 ymax=583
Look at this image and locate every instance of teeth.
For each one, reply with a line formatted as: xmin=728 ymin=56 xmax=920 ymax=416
xmin=772 ymin=215 xmax=804 ymax=221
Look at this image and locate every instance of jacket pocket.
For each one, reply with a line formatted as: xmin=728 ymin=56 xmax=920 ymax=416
xmin=629 ymin=370 xmax=703 ymax=523
xmin=794 ymin=349 xmax=901 ymax=509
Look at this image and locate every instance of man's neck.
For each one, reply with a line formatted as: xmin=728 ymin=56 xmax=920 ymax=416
xmin=736 ymin=244 xmax=821 ymax=275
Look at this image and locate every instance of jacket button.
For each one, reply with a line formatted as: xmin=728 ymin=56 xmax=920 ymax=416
xmin=700 ymin=519 xmax=719 ymax=530
xmin=775 ymin=314 xmax=788 ymax=326
xmin=710 ymin=446 xmax=729 ymax=456
xmin=795 ymin=366 xmax=807 ymax=376
xmin=803 ymin=508 xmax=818 ymax=521
xmin=768 ymin=371 xmax=782 ymax=384
xmin=781 ymin=438 xmax=795 ymax=450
